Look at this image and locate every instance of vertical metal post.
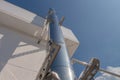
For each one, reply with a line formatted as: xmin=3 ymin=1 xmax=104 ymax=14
xmin=48 ymin=8 xmax=76 ymax=80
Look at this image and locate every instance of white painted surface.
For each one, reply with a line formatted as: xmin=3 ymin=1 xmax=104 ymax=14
xmin=61 ymin=26 xmax=79 ymax=57
xmin=0 ymin=1 xmax=79 ymax=57
xmin=0 ymin=1 xmax=36 ymax=23
xmin=0 ymin=25 xmax=48 ymax=80
xmin=0 ymin=1 xmax=80 ymax=80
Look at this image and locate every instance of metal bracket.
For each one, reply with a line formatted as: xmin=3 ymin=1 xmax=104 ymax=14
xmin=36 ymin=40 xmax=61 ymax=80
xmin=79 ymin=58 xmax=100 ymax=80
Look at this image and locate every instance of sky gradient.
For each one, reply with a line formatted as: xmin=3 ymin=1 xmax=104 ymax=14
xmin=6 ymin=0 xmax=120 ymax=79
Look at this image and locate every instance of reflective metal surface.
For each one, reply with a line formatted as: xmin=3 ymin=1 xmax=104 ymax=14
xmin=48 ymin=8 xmax=76 ymax=80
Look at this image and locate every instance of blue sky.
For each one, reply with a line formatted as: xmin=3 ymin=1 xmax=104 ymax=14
xmin=6 ymin=0 xmax=120 ymax=79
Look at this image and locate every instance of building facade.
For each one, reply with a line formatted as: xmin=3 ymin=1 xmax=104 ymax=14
xmin=0 ymin=1 xmax=79 ymax=80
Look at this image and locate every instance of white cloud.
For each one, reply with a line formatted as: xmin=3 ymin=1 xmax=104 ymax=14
xmin=95 ymin=66 xmax=120 ymax=80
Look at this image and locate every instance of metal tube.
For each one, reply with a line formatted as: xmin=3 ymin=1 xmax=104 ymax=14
xmin=72 ymin=58 xmax=89 ymax=67
xmin=48 ymin=8 xmax=76 ymax=80
xmin=99 ymin=68 xmax=120 ymax=78
xmin=72 ymin=58 xmax=120 ymax=79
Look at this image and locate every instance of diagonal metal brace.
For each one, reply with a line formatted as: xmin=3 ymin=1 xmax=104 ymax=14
xmin=36 ymin=40 xmax=61 ymax=80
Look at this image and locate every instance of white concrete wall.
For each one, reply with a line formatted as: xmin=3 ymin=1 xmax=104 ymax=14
xmin=0 ymin=0 xmax=79 ymax=58
xmin=0 ymin=1 xmax=80 ymax=80
xmin=0 ymin=25 xmax=48 ymax=80
xmin=61 ymin=26 xmax=79 ymax=57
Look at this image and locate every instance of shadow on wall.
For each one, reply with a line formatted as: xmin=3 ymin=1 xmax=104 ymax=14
xmin=0 ymin=26 xmax=46 ymax=73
